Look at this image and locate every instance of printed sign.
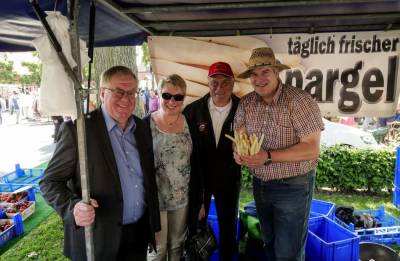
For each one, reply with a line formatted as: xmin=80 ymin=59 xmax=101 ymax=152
xmin=149 ymin=31 xmax=400 ymax=116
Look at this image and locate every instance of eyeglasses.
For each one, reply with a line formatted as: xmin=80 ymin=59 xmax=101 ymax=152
xmin=103 ymin=87 xmax=137 ymax=99
xmin=209 ymin=78 xmax=234 ymax=88
xmin=161 ymin=92 xmax=185 ymax=102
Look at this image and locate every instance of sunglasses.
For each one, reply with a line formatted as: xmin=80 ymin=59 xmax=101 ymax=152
xmin=161 ymin=92 xmax=185 ymax=102
xmin=103 ymin=87 xmax=137 ymax=99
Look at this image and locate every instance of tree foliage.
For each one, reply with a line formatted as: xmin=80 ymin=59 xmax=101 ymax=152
xmin=141 ymin=42 xmax=150 ymax=66
xmin=93 ymin=46 xmax=137 ymax=86
xmin=0 ymin=59 xmax=18 ymax=83
xmin=19 ymin=61 xmax=42 ymax=86
xmin=241 ymin=146 xmax=396 ymax=195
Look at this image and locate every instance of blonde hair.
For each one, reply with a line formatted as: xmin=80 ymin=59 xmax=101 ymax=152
xmin=100 ymin=66 xmax=137 ymax=87
xmin=158 ymin=74 xmax=187 ymax=94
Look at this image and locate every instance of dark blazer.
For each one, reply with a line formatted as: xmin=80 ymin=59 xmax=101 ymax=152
xmin=143 ymin=114 xmax=203 ymax=237
xmin=39 ymin=108 xmax=160 ymax=261
xmin=183 ymin=94 xmax=241 ymax=193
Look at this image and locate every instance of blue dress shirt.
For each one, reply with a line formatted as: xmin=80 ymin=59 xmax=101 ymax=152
xmin=101 ymin=105 xmax=145 ymax=224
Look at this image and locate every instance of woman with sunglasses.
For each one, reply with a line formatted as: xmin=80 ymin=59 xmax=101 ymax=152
xmin=145 ymin=74 xmax=203 ymax=261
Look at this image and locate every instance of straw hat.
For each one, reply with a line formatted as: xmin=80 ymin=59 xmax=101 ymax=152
xmin=238 ymin=47 xmax=290 ymax=79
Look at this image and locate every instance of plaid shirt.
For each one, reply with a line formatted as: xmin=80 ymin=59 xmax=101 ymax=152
xmin=234 ymin=82 xmax=324 ymax=181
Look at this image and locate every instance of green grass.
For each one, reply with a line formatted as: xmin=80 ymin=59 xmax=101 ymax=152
xmin=1 ymin=212 xmax=67 ymax=261
xmin=2 ymin=189 xmax=400 ymax=259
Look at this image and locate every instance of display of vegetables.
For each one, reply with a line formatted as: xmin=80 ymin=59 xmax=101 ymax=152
xmin=0 ymin=191 xmax=28 ymax=203
xmin=1 ymin=200 xmax=32 ymax=213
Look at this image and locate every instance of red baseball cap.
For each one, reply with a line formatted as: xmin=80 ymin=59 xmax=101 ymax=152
xmin=208 ymin=62 xmax=234 ymax=78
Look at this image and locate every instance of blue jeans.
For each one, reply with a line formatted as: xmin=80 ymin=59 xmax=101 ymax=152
xmin=253 ymin=170 xmax=315 ymax=261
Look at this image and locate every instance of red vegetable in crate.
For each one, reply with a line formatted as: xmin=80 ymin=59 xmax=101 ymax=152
xmin=13 ymin=201 xmax=31 ymax=212
xmin=0 ymin=221 xmax=11 ymax=232
xmin=0 ymin=191 xmax=28 ymax=203
xmin=5 ymin=206 xmax=17 ymax=213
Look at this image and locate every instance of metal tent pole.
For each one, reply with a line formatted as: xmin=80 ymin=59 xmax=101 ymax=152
xmin=68 ymin=0 xmax=95 ymax=260
xmin=30 ymin=0 xmax=94 ymax=260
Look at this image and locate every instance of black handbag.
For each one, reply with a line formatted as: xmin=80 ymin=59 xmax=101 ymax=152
xmin=181 ymin=223 xmax=217 ymax=261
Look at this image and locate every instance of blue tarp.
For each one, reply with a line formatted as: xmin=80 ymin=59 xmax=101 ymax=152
xmin=1 ymin=1 xmax=399 ymax=52
xmin=0 ymin=1 xmax=147 ymax=52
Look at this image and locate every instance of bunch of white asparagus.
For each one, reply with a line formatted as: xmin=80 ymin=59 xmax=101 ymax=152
xmin=225 ymin=130 xmax=264 ymax=156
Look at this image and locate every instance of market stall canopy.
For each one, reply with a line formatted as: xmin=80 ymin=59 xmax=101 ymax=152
xmin=1 ymin=0 xmax=400 ymax=52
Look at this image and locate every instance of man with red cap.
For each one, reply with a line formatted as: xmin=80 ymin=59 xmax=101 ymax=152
xmin=184 ymin=62 xmax=241 ymax=261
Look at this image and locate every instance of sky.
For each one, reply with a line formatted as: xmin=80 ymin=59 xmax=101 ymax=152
xmin=0 ymin=52 xmax=39 ymax=75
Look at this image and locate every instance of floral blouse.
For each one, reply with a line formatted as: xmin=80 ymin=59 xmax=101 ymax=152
xmin=150 ymin=117 xmax=192 ymax=211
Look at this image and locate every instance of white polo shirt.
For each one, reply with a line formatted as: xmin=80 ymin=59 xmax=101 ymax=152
xmin=208 ymin=98 xmax=232 ymax=146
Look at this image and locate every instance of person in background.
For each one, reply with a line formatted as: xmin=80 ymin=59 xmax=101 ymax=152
xmin=143 ymin=86 xmax=150 ymax=114
xmin=145 ymin=74 xmax=202 ymax=261
xmin=148 ymin=89 xmax=160 ymax=113
xmin=40 ymin=66 xmax=161 ymax=261
xmin=184 ymin=62 xmax=241 ymax=261
xmin=51 ymin=115 xmax=64 ymax=142
xmin=10 ymin=91 xmax=20 ymax=124
xmin=234 ymin=47 xmax=324 ymax=261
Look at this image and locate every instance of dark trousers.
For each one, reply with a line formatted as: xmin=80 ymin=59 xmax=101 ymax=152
xmin=204 ymin=181 xmax=241 ymax=261
xmin=117 ymin=215 xmax=149 ymax=261
xmin=253 ymin=170 xmax=315 ymax=261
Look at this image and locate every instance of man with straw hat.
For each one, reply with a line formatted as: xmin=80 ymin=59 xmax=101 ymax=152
xmin=234 ymin=47 xmax=324 ymax=261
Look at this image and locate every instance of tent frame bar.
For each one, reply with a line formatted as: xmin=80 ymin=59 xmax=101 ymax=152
xmin=159 ymin=24 xmax=400 ymax=37
xmin=122 ymin=0 xmax=392 ymax=14
xmin=143 ymin=12 xmax=400 ymax=29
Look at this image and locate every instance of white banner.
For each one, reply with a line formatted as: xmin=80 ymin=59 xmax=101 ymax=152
xmin=148 ymin=31 xmax=400 ymax=117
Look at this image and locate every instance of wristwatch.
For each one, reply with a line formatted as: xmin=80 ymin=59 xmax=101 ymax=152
xmin=264 ymin=151 xmax=272 ymax=166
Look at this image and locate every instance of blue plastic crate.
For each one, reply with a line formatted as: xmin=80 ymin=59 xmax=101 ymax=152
xmin=0 ymin=183 xmax=26 ymax=192
xmin=306 ymin=216 xmax=360 ymax=261
xmin=334 ymin=205 xmax=400 ymax=245
xmin=395 ymin=147 xmax=400 ymax=187
xmin=1 ymin=164 xmax=44 ymax=193
xmin=394 ymin=147 xmax=400 ymax=209
xmin=207 ymin=199 xmax=240 ymax=260
xmin=0 ymin=213 xmax=24 ymax=247
xmin=310 ymin=199 xmax=336 ymax=220
xmin=0 ymin=185 xmax=35 ymax=202
xmin=207 ymin=199 xmax=240 ymax=243
xmin=394 ymin=186 xmax=400 ymax=209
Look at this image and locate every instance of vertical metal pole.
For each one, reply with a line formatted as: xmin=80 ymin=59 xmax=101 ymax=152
xmin=68 ymin=0 xmax=95 ymax=260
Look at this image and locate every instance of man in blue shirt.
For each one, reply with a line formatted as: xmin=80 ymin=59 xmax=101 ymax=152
xmin=40 ymin=66 xmax=160 ymax=261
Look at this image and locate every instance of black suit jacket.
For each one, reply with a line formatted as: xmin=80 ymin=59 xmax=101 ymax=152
xmin=39 ymin=108 xmax=160 ymax=261
xmin=183 ymin=94 xmax=241 ymax=194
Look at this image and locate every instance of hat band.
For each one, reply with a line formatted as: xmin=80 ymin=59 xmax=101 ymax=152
xmin=250 ymin=62 xmax=278 ymax=68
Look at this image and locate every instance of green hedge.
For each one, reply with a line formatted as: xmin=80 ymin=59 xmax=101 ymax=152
xmin=241 ymin=146 xmax=397 ymax=194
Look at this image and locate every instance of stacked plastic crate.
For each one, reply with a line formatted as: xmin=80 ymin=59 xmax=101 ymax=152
xmin=240 ymin=199 xmax=360 ymax=261
xmin=207 ymin=199 xmax=240 ymax=261
xmin=306 ymin=199 xmax=360 ymax=261
xmin=394 ymin=147 xmax=400 ymax=209
xmin=0 ymin=186 xmax=36 ymax=221
xmin=0 ymin=213 xmax=24 ymax=247
xmin=1 ymin=164 xmax=45 ymax=193
xmin=335 ymin=205 xmax=400 ymax=245
xmin=0 ymin=186 xmax=35 ymax=246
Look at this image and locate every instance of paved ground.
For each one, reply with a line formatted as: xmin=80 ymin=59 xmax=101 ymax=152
xmin=0 ymin=112 xmax=55 ymax=176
